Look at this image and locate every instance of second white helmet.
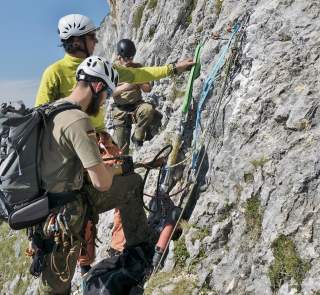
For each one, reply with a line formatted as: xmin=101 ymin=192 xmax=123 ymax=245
xmin=58 ymin=14 xmax=96 ymax=40
xmin=76 ymin=56 xmax=119 ymax=92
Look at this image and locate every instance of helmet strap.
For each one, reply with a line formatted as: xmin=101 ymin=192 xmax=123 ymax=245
xmin=80 ymin=35 xmax=91 ymax=58
xmin=89 ymin=83 xmax=99 ymax=100
xmin=89 ymin=82 xmax=105 ymax=100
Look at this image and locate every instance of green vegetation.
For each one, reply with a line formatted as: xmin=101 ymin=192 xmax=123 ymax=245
xmin=174 ymin=237 xmax=190 ymax=268
xmin=196 ymin=25 xmax=203 ymax=33
xmin=244 ymin=172 xmax=254 ymax=183
xmin=149 ymin=26 xmax=156 ymax=39
xmin=186 ymin=15 xmax=193 ymax=25
xmin=189 ymin=246 xmax=206 ymax=273
xmin=133 ymin=4 xmax=146 ymax=29
xmin=144 ymin=272 xmax=173 ymax=295
xmin=244 ymin=195 xmax=262 ymax=240
xmin=179 ymin=219 xmax=192 ymax=231
xmin=215 ymin=0 xmax=223 ymax=15
xmin=250 ymin=156 xmax=269 ymax=169
xmin=146 ymin=224 xmax=208 ymax=293
xmin=145 ymin=271 xmax=195 ymax=295
xmin=147 ymin=0 xmax=158 ymax=9
xmin=170 ymin=278 xmax=196 ymax=295
xmin=185 ymin=0 xmax=197 ymax=25
xmin=191 ymin=226 xmax=210 ymax=243
xmin=268 ymin=234 xmax=311 ymax=292
xmin=0 ymin=223 xmax=31 ymax=294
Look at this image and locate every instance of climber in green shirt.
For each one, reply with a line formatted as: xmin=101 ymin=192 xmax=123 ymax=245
xmin=35 ymin=14 xmax=194 ymax=132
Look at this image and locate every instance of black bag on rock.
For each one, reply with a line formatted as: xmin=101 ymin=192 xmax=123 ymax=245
xmin=83 ymin=244 xmax=153 ymax=295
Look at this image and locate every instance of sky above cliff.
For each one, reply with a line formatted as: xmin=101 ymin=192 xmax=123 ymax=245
xmin=0 ymin=0 xmax=109 ymax=106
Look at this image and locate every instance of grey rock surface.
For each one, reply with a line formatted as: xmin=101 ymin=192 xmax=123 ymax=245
xmin=4 ymin=0 xmax=319 ymax=294
xmin=94 ymin=0 xmax=320 ymax=294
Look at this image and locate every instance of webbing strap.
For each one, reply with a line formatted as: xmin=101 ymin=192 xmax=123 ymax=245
xmin=48 ymin=191 xmax=81 ymax=209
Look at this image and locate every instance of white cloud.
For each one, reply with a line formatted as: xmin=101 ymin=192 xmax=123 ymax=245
xmin=0 ymin=79 xmax=39 ymax=107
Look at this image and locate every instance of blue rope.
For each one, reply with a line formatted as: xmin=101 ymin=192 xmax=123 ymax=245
xmin=191 ymin=23 xmax=240 ymax=170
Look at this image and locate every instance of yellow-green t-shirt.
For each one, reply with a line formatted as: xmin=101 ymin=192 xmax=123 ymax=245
xmin=35 ymin=54 xmax=173 ymax=131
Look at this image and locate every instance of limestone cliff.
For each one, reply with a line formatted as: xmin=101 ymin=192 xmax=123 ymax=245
xmin=94 ymin=0 xmax=320 ymax=294
xmin=1 ymin=0 xmax=319 ymax=294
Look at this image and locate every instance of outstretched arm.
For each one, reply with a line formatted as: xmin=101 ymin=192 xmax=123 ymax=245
xmin=114 ymin=59 xmax=195 ymax=84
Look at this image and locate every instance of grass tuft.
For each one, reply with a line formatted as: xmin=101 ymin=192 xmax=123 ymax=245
xmin=133 ymin=4 xmax=146 ymax=29
xmin=147 ymin=0 xmax=158 ymax=10
xmin=268 ymin=234 xmax=311 ymax=292
xmin=215 ymin=0 xmax=223 ymax=15
xmin=244 ymin=195 xmax=262 ymax=240
xmin=250 ymin=156 xmax=269 ymax=169
xmin=174 ymin=237 xmax=190 ymax=268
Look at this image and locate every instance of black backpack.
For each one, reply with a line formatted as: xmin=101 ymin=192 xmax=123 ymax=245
xmin=0 ymin=101 xmax=80 ymax=229
xmin=83 ymin=245 xmax=152 ymax=295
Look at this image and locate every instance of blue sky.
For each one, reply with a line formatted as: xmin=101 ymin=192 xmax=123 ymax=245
xmin=0 ymin=0 xmax=109 ymax=106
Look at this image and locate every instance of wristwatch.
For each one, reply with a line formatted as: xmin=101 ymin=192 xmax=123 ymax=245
xmin=170 ymin=63 xmax=178 ymax=75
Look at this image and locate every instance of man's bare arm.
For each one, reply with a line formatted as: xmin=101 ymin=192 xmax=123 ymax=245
xmin=87 ymin=163 xmax=114 ymax=192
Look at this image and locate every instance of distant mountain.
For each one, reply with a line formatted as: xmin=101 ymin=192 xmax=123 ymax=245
xmin=0 ymin=79 xmax=39 ymax=107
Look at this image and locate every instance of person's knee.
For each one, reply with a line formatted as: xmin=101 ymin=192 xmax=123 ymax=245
xmin=138 ymin=103 xmax=155 ymax=118
xmin=113 ymin=173 xmax=143 ymax=193
xmin=127 ymin=173 xmax=143 ymax=188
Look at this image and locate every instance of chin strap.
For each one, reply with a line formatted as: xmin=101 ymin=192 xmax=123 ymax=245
xmin=79 ymin=36 xmax=90 ymax=57
xmin=89 ymin=84 xmax=99 ymax=101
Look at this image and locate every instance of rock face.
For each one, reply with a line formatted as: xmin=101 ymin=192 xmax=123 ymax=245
xmin=94 ymin=0 xmax=320 ymax=294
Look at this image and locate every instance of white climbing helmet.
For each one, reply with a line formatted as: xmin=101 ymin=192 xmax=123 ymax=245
xmin=58 ymin=14 xmax=96 ymax=40
xmin=76 ymin=56 xmax=119 ymax=92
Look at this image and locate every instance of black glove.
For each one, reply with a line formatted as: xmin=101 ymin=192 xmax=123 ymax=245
xmin=121 ymin=156 xmax=134 ymax=175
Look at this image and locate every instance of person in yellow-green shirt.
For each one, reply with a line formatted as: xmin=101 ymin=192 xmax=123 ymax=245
xmin=35 ymin=13 xmax=194 ymax=132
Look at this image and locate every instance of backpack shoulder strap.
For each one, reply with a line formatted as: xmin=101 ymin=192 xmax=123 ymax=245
xmin=35 ymin=102 xmax=81 ymax=120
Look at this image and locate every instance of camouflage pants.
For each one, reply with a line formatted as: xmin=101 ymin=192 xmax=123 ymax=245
xmin=85 ymin=173 xmax=157 ymax=246
xmin=37 ymin=173 xmax=156 ymax=295
xmin=112 ymin=102 xmax=155 ymax=154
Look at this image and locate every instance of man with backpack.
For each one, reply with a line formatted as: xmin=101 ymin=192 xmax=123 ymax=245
xmin=35 ymin=56 xmax=157 ymax=294
xmin=34 ymin=13 xmax=194 ymax=276
xmin=112 ymin=39 xmax=160 ymax=153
